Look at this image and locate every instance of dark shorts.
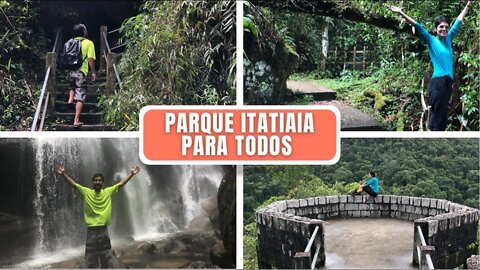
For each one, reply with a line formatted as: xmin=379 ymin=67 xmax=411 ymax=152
xmin=427 ymin=76 xmax=453 ymax=131
xmin=85 ymin=226 xmax=114 ymax=268
xmin=67 ymin=70 xmax=87 ymax=103
xmin=363 ymin=185 xmax=378 ymax=197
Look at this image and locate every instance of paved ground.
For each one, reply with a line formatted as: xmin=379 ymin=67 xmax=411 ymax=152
xmin=287 ymin=80 xmax=383 ymax=130
xmin=324 ymin=218 xmax=415 ymax=269
xmin=314 ymin=100 xmax=383 ymax=131
xmin=288 ymin=80 xmax=336 ymax=99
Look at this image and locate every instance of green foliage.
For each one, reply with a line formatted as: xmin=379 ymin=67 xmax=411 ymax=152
xmin=266 ymin=0 xmax=479 ymax=130
xmin=102 ymin=1 xmax=236 ymax=130
xmin=244 ymin=138 xmax=479 ymax=225
xmin=243 ymin=222 xmax=258 ymax=269
xmin=0 ymin=0 xmax=47 ymax=130
xmin=290 ymin=94 xmax=314 ymax=105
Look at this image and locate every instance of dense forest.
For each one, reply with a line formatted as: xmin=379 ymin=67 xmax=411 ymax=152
xmin=245 ymin=0 xmax=479 ymax=131
xmin=0 ymin=0 xmax=48 ymax=130
xmin=244 ymin=138 xmax=479 ymax=268
xmin=102 ymin=1 xmax=236 ymax=130
xmin=0 ymin=0 xmax=235 ymax=131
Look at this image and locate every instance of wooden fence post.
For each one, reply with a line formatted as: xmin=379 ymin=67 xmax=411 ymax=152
xmin=46 ymin=52 xmax=57 ymax=111
xmin=100 ymin=26 xmax=108 ymax=71
xmin=353 ymin=46 xmax=357 ymax=70
xmin=363 ymin=48 xmax=367 ymax=71
xmin=106 ymin=52 xmax=118 ymax=95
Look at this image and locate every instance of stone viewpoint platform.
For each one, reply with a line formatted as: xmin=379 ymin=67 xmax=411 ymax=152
xmin=256 ymin=195 xmax=479 ymax=269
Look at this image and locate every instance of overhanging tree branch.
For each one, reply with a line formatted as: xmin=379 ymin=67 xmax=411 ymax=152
xmin=250 ymin=0 xmax=414 ymax=35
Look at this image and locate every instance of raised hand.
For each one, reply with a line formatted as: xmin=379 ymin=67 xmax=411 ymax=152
xmin=388 ymin=5 xmax=402 ymax=14
xmin=55 ymin=165 xmax=65 ymax=175
xmin=130 ymin=165 xmax=141 ymax=175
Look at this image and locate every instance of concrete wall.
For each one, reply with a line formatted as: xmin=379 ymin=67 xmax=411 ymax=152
xmin=256 ymin=195 xmax=479 ymax=269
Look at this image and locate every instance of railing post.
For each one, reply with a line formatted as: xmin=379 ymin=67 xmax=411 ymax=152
xmin=46 ymin=52 xmax=57 ymax=112
xmin=106 ymin=52 xmax=118 ymax=95
xmin=100 ymin=25 xmax=108 ymax=71
xmin=420 ymin=246 xmax=435 ymax=269
xmin=413 ymin=221 xmax=427 ymax=266
xmin=294 ymin=252 xmax=311 ymax=269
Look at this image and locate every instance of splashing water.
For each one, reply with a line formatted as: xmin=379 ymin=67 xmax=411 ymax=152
xmin=25 ymin=138 xmax=224 ymax=267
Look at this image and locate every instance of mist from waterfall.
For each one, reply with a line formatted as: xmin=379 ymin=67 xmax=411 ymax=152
xmin=24 ymin=138 xmax=224 ymax=267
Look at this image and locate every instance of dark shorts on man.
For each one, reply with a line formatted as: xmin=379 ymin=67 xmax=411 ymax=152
xmin=362 ymin=185 xmax=378 ymax=197
xmin=85 ymin=226 xmax=114 ymax=268
xmin=428 ymin=76 xmax=453 ymax=131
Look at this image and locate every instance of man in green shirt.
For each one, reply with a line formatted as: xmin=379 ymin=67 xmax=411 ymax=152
xmin=66 ymin=24 xmax=97 ymax=127
xmin=55 ymin=164 xmax=140 ymax=268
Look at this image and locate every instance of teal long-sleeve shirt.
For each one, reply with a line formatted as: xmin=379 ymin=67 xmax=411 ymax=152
xmin=415 ymin=19 xmax=462 ymax=79
xmin=364 ymin=177 xmax=379 ymax=194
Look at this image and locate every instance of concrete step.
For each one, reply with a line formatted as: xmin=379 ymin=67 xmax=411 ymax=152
xmin=315 ymin=100 xmax=384 ymax=131
xmin=56 ymin=92 xmax=102 ymax=103
xmin=54 ymin=101 xmax=101 ymax=113
xmin=52 ymin=124 xmax=115 ymax=131
xmin=288 ymin=80 xmax=336 ymax=101
xmin=52 ymin=112 xmax=104 ymax=124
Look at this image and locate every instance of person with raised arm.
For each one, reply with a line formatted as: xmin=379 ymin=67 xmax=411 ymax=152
xmin=389 ymin=1 xmax=473 ymax=131
xmin=55 ymin=164 xmax=141 ymax=268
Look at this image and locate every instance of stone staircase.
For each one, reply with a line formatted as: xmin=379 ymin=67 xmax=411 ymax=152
xmin=49 ymin=72 xmax=114 ymax=131
xmin=288 ymin=79 xmax=383 ymax=131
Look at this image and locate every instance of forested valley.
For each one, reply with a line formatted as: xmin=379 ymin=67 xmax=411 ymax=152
xmin=244 ymin=138 xmax=479 ymax=268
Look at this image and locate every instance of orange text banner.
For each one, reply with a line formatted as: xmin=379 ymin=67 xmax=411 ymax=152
xmin=140 ymin=106 xmax=340 ymax=165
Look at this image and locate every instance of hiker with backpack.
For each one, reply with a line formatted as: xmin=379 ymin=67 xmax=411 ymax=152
xmin=60 ymin=24 xmax=96 ymax=128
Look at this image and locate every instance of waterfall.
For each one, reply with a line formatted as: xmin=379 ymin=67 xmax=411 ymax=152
xmin=23 ymin=138 xmax=224 ymax=266
xmin=178 ymin=165 xmax=225 ymax=223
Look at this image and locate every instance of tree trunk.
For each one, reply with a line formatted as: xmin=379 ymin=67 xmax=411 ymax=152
xmin=320 ymin=19 xmax=329 ymax=71
xmin=251 ymin=0 xmax=413 ymax=35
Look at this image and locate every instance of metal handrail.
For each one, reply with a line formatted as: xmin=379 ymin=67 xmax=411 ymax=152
xmin=107 ymin=28 xmax=120 ymax=35
xmin=101 ymin=30 xmax=123 ymax=91
xmin=32 ymin=28 xmax=61 ymax=131
xmin=304 ymin=226 xmax=319 ymax=252
xmin=310 ymin=244 xmax=321 ymax=270
xmin=416 ymin=226 xmax=435 ymax=269
xmin=301 ymin=225 xmax=321 ymax=270
xmin=31 ymin=67 xmax=51 ymax=131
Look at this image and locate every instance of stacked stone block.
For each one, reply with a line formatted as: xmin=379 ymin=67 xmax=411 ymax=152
xmin=256 ymin=195 xmax=479 ymax=269
xmin=415 ymin=210 xmax=479 ymax=268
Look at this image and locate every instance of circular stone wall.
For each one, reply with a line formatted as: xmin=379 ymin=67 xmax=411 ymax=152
xmin=256 ymin=195 xmax=479 ymax=269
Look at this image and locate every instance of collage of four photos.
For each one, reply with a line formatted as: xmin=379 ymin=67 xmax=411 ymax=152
xmin=0 ymin=1 xmax=479 ymax=269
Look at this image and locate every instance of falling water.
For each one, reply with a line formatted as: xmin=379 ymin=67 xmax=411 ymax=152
xmin=179 ymin=165 xmax=225 ymax=223
xmin=24 ymin=138 xmax=224 ymax=267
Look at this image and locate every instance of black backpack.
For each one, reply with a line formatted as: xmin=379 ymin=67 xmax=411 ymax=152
xmin=59 ymin=38 xmax=86 ymax=70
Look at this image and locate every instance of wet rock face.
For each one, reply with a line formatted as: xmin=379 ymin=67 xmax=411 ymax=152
xmin=164 ymin=231 xmax=216 ymax=255
xmin=201 ymin=195 xmax=219 ymax=229
xmin=213 ymin=166 xmax=236 ymax=268
xmin=244 ymin=34 xmax=299 ymax=105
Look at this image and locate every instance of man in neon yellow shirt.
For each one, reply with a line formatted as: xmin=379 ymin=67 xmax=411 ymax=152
xmin=67 ymin=24 xmax=97 ymax=127
xmin=55 ymin=164 xmax=140 ymax=268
